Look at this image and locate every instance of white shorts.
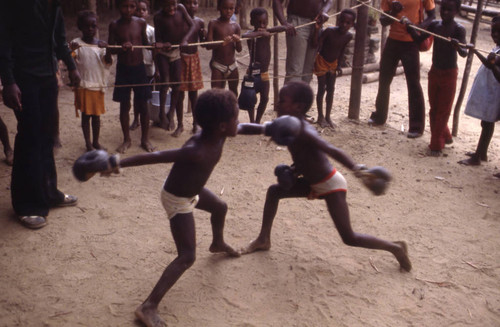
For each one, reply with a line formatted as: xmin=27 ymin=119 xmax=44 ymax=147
xmin=309 ymin=169 xmax=347 ymax=199
xmin=160 ymin=189 xmax=199 ymax=219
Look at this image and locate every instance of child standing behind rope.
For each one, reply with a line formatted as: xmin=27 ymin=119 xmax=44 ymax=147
xmin=312 ymin=9 xmax=355 ymax=129
xmin=70 ymin=11 xmax=112 ymax=152
xmin=206 ymin=0 xmax=242 ymax=96
xmin=404 ymin=0 xmax=468 ymax=156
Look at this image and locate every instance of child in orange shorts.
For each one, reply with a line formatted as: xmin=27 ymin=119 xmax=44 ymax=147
xmin=70 ymin=10 xmax=112 ymax=152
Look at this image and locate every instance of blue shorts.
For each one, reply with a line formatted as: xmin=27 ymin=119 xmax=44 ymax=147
xmin=112 ymin=63 xmax=152 ymax=103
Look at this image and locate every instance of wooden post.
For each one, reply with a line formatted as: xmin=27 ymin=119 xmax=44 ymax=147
xmin=348 ymin=3 xmax=369 ymax=119
xmin=452 ymin=0 xmax=484 ymax=136
xmin=273 ymin=12 xmax=279 ymax=110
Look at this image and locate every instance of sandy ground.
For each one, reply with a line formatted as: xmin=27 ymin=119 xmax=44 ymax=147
xmin=1 ymin=9 xmax=500 ymax=327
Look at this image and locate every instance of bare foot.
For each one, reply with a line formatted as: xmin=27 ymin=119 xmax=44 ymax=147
xmin=458 ymin=157 xmax=480 ymax=166
xmin=209 ymin=242 xmax=241 ymax=257
xmin=240 ymin=238 xmax=271 ymax=254
xmin=93 ymin=143 xmax=107 ymax=151
xmin=141 ymin=141 xmax=155 ymax=153
xmin=325 ymin=118 xmax=337 ymax=129
xmin=317 ymin=117 xmax=328 ymax=128
xmin=85 ymin=143 xmax=95 ymax=152
xmin=116 ymin=140 xmax=131 ymax=154
xmin=154 ymin=117 xmax=170 ymax=131
xmin=130 ymin=119 xmax=140 ymax=131
xmin=4 ymin=149 xmax=13 ymax=166
xmin=168 ymin=118 xmax=175 ymax=131
xmin=135 ymin=303 xmax=166 ymax=327
xmin=465 ymin=151 xmax=487 ymax=162
xmin=428 ymin=149 xmax=441 ymax=157
xmin=394 ymin=241 xmax=412 ymax=272
xmin=171 ymin=126 xmax=184 ymax=138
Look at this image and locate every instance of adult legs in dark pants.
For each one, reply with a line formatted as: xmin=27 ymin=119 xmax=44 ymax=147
xmin=11 ymin=74 xmax=76 ymax=229
xmin=370 ymin=39 xmax=425 ymax=137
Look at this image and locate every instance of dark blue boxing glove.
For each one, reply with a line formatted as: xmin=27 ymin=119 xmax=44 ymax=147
xmin=264 ymin=115 xmax=302 ymax=146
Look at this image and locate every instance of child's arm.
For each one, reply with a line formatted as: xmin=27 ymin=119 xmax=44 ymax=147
xmin=119 ymin=146 xmax=201 ymax=168
xmin=204 ymin=20 xmax=217 ymax=50
xmin=98 ymin=40 xmax=113 ymax=65
xmin=198 ymin=19 xmax=207 ymax=43
xmin=305 ymin=130 xmax=357 ymax=169
xmin=237 ymin=123 xmax=266 ymax=135
xmin=471 ymin=47 xmax=500 ymax=83
xmin=403 ymin=18 xmax=432 ymax=43
xmin=179 ymin=4 xmax=197 ymax=47
xmin=242 ymin=29 xmax=270 ymax=40
xmin=267 ymin=25 xmax=287 ymax=34
xmin=311 ymin=23 xmax=322 ymax=50
xmin=450 ymin=24 xmax=468 ymax=58
xmin=336 ymin=33 xmax=353 ymax=76
xmin=233 ymin=24 xmax=242 ymax=52
xmin=106 ymin=22 xmax=121 ymax=55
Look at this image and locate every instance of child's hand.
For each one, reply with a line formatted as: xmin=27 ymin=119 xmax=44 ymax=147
xmin=487 ymin=52 xmax=497 ymax=65
xmin=450 ymin=38 xmax=461 ymax=49
xmin=122 ymin=42 xmax=133 ymax=51
xmin=69 ymin=41 xmax=80 ymax=51
xmin=232 ymin=34 xmax=241 ymax=43
xmin=68 ymin=69 xmax=81 ymax=88
xmin=465 ymin=43 xmax=475 ymax=50
xmin=315 ymin=13 xmax=329 ymax=25
xmin=400 ymin=16 xmax=412 ymax=26
xmin=283 ymin=22 xmax=296 ymax=36
xmin=179 ymin=40 xmax=189 ymax=52
xmin=97 ymin=40 xmax=108 ymax=48
xmin=222 ymin=35 xmax=233 ymax=46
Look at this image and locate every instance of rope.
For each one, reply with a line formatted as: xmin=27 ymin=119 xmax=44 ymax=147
xmin=358 ymin=0 xmax=500 ymax=57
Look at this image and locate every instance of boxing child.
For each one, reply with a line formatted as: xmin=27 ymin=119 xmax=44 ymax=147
xmin=241 ymin=7 xmax=286 ymax=123
xmin=107 ymin=0 xmax=154 ymax=153
xmin=312 ymin=9 xmax=355 ymax=128
xmin=206 ymin=0 xmax=242 ymax=96
xmin=74 ymin=89 xmax=241 ymax=326
xmin=130 ymin=0 xmax=156 ymax=131
xmin=178 ymin=0 xmax=206 ymax=133
xmin=458 ymin=15 xmax=500 ymax=169
xmin=237 ymin=81 xmax=412 ymax=272
xmin=404 ymin=0 xmax=468 ymax=156
xmin=154 ymin=0 xmax=197 ymax=137
xmin=70 ymin=10 xmax=112 ymax=152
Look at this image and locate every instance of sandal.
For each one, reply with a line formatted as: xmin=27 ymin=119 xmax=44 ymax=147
xmin=18 ymin=215 xmax=47 ymax=229
xmin=57 ymin=194 xmax=78 ymax=207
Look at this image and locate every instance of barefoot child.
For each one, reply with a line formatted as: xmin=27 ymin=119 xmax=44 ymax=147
xmin=312 ymin=9 xmax=355 ymax=128
xmin=206 ymin=0 xmax=242 ymax=96
xmin=0 ymin=113 xmax=13 ymax=165
xmin=458 ymin=15 xmax=500 ymax=167
xmin=154 ymin=0 xmax=197 ymax=137
xmin=404 ymin=0 xmax=468 ymax=156
xmin=70 ymin=10 xmax=112 ymax=152
xmin=238 ymin=81 xmax=412 ymax=272
xmin=242 ymin=7 xmax=286 ymax=123
xmin=75 ymin=89 xmax=241 ymax=325
xmin=130 ymin=0 xmax=156 ymax=131
xmin=108 ymin=0 xmax=154 ymax=153
xmin=179 ymin=0 xmax=206 ymax=133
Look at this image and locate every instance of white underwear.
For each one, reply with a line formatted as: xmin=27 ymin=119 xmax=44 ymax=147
xmin=160 ymin=189 xmax=199 ymax=219
xmin=309 ymin=169 xmax=347 ymax=199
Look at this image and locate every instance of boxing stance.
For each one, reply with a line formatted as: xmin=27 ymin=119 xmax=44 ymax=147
xmin=72 ymin=88 xmax=312 ymax=326
xmin=238 ymin=81 xmax=411 ymax=272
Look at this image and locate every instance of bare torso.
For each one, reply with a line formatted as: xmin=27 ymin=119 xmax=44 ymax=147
xmin=182 ymin=16 xmax=205 ymax=55
xmin=163 ymin=135 xmax=224 ymax=197
xmin=154 ymin=8 xmax=190 ymax=45
xmin=108 ymin=16 xmax=146 ymax=66
xmin=319 ymin=27 xmax=352 ymax=63
xmin=207 ymin=19 xmax=241 ymax=65
xmin=248 ymin=36 xmax=271 ymax=72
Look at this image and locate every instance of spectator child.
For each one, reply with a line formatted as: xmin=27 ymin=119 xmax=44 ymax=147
xmin=312 ymin=9 xmax=355 ymax=128
xmin=70 ymin=10 xmax=112 ymax=152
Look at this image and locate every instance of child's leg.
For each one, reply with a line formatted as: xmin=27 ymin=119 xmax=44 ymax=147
xmin=0 ymin=115 xmax=13 ymax=165
xmin=135 ymin=213 xmax=196 ymax=327
xmin=81 ymin=113 xmax=93 ymax=151
xmin=117 ymin=101 xmax=132 ymax=153
xmin=242 ymin=180 xmax=310 ymax=254
xmin=325 ymin=72 xmax=337 ymax=128
xmin=195 ymin=188 xmax=240 ymax=256
xmin=188 ymin=91 xmax=199 ymax=133
xmin=91 ymin=115 xmax=105 ymax=150
xmin=324 ymin=72 xmax=337 ymax=128
xmin=130 ymin=104 xmax=140 ymax=131
xmin=157 ymin=56 xmax=171 ymax=130
xmin=210 ymin=66 xmax=226 ymax=89
xmin=227 ymin=69 xmax=239 ymax=98
xmin=134 ymin=97 xmax=154 ymax=152
xmin=459 ymin=120 xmax=494 ymax=165
xmin=316 ymin=75 xmax=327 ymax=127
xmin=324 ymin=192 xmax=411 ymax=271
xmin=170 ymin=60 xmax=184 ymax=137
xmin=255 ymin=81 xmax=269 ymax=124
